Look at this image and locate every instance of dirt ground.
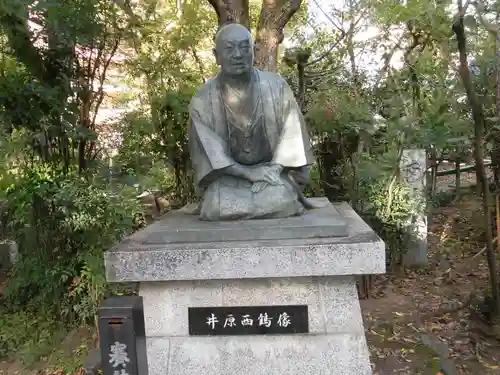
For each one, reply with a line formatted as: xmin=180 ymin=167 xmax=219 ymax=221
xmin=363 ymin=191 xmax=500 ymax=375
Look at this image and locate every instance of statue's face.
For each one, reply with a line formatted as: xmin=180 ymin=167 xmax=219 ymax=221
xmin=215 ymin=24 xmax=254 ymax=77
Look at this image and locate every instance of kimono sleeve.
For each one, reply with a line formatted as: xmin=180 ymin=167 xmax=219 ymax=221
xmin=188 ymin=98 xmax=235 ymax=192
xmin=271 ymin=78 xmax=314 ymax=168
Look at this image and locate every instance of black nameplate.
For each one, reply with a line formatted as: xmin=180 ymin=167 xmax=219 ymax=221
xmin=188 ymin=305 xmax=308 ymax=336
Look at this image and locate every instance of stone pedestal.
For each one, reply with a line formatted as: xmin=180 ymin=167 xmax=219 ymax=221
xmin=105 ymin=198 xmax=385 ymax=375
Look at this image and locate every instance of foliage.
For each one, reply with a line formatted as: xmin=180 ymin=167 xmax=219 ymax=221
xmin=360 ymin=174 xmax=424 ymax=265
xmin=1 ymin=165 xmax=144 ymax=325
xmin=113 ymin=98 xmax=193 ymax=205
xmin=0 ymin=309 xmax=67 ymax=365
xmin=0 ymin=0 xmax=500 ymax=368
xmin=114 ymin=110 xmax=157 ymax=176
xmin=0 ymin=0 xmax=125 ymax=170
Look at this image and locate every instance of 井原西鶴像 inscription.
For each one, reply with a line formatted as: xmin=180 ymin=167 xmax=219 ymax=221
xmin=188 ymin=305 xmax=308 ymax=335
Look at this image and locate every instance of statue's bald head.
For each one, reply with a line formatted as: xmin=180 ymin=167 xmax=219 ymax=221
xmin=214 ymin=23 xmax=252 ymax=47
xmin=213 ymin=23 xmax=254 ymax=77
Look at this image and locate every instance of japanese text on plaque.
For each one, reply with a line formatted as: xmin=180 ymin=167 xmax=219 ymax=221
xmin=206 ymin=312 xmax=291 ymax=329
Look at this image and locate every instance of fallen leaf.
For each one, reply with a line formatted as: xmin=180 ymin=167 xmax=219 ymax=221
xmin=483 ymin=363 xmax=500 ymax=369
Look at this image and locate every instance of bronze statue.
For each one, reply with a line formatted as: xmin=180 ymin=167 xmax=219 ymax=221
xmin=188 ymin=23 xmax=320 ymax=221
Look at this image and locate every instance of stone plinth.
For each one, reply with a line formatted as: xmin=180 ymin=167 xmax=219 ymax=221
xmin=104 ymin=198 xmax=385 ymax=375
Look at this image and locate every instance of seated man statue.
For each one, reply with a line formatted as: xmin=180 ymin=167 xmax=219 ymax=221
xmin=188 ymin=22 xmax=320 ymax=221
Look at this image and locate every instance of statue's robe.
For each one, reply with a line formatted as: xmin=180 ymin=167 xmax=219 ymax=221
xmin=188 ymin=69 xmax=314 ymax=221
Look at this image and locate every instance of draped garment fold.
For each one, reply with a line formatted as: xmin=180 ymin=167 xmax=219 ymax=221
xmin=188 ymin=69 xmax=314 ymax=221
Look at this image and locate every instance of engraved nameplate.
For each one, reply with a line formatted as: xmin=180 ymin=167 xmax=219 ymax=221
xmin=188 ymin=305 xmax=308 ymax=336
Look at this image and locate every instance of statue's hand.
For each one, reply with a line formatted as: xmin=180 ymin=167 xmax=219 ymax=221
xmin=251 ymin=181 xmax=269 ymax=194
xmin=247 ymin=165 xmax=283 ymax=185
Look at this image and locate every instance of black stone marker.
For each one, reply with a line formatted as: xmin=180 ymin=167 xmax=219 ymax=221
xmin=188 ymin=305 xmax=308 ymax=336
xmin=98 ymin=296 xmax=148 ymax=375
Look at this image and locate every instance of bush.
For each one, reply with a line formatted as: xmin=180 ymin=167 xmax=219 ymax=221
xmin=353 ymin=156 xmax=426 ymax=268
xmin=114 ymin=111 xmax=158 ymax=176
xmin=0 ymin=309 xmax=66 ymax=365
xmin=112 ymin=111 xmax=180 ymax=197
xmin=1 ymin=164 xmax=145 ymax=324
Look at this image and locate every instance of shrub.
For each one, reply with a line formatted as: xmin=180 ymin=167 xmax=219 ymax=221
xmin=1 ymin=164 xmax=145 ymax=324
xmin=352 ymin=155 xmax=426 ymax=268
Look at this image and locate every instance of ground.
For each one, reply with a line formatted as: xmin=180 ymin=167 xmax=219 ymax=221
xmin=0 ymin=327 xmax=93 ymax=375
xmin=1 ymin=171 xmax=500 ymax=375
xmin=364 ymin=174 xmax=500 ymax=375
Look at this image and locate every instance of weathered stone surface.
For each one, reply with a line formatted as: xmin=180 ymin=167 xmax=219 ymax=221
xmin=140 ymin=276 xmax=363 ymax=337
xmin=400 ymin=149 xmax=428 ymax=266
xmin=140 ymin=275 xmax=375 ymax=374
xmin=146 ymin=333 xmax=371 ymax=375
xmin=421 ymin=333 xmax=456 ymax=375
xmin=141 ymin=275 xmax=372 ymax=374
xmin=114 ymin=198 xmax=346 ymax=245
xmin=104 ymin=200 xmax=385 ymax=282
xmin=0 ymin=241 xmax=18 ymax=270
xmin=103 ymin=195 xmax=384 ymax=375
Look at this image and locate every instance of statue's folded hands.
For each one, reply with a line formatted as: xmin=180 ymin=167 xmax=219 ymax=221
xmin=246 ymin=164 xmax=283 ymax=185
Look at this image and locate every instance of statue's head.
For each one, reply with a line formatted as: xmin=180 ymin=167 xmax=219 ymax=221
xmin=214 ymin=23 xmax=254 ymax=77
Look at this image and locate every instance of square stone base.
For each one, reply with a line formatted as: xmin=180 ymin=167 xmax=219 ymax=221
xmin=140 ymin=275 xmax=372 ymax=375
xmin=105 ymin=201 xmax=384 ymax=375
xmin=105 ymin=202 xmax=385 ymax=282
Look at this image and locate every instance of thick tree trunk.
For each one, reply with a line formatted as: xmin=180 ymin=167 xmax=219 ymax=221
xmin=206 ymin=0 xmax=250 ymax=28
xmin=207 ymin=0 xmax=302 ymax=72
xmin=452 ymin=8 xmax=500 ymax=315
xmin=254 ymin=0 xmax=302 ymax=71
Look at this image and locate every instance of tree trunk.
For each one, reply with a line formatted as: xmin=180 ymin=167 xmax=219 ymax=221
xmin=254 ymin=0 xmax=302 ymax=71
xmin=206 ymin=0 xmax=250 ymax=28
xmin=452 ymin=7 xmax=500 ymax=315
xmin=207 ymin=0 xmax=302 ymax=72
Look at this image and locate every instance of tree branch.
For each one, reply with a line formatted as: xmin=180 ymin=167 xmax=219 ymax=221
xmin=206 ymin=0 xmax=250 ymax=27
xmin=473 ymin=0 xmax=500 ymax=35
xmin=190 ymin=47 xmax=207 ymax=83
xmin=306 ymin=30 xmax=346 ymax=66
xmin=254 ymin=0 xmax=303 ymax=71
